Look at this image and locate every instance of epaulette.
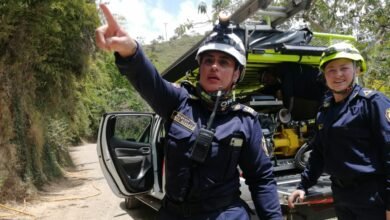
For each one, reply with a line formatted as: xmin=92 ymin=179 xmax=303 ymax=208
xmin=357 ymin=88 xmax=378 ymax=99
xmin=231 ymin=103 xmax=258 ymax=118
xmin=180 ymin=80 xmax=199 ymax=100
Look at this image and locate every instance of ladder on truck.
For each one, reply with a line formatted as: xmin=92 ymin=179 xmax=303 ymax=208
xmin=230 ymin=0 xmax=311 ymax=28
xmin=161 ymin=0 xmax=313 ymax=82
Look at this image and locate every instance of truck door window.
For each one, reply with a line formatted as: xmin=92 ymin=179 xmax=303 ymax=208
xmin=114 ymin=115 xmax=152 ymax=143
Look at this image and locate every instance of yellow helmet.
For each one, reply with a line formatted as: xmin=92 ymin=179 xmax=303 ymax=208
xmin=319 ymin=42 xmax=366 ymax=72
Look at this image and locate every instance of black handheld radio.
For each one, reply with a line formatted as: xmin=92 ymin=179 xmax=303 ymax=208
xmin=189 ymin=89 xmax=222 ymax=163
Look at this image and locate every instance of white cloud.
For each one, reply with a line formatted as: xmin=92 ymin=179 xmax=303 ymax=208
xmin=103 ymin=0 xmax=212 ymax=44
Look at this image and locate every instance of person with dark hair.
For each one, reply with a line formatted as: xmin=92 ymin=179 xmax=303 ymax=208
xmin=258 ymin=68 xmax=282 ymax=99
xmin=288 ymin=42 xmax=390 ymax=220
xmin=96 ymin=4 xmax=282 ymax=220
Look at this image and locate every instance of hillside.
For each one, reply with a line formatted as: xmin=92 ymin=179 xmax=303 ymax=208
xmin=0 ymin=0 xmax=204 ymax=203
xmin=144 ymin=34 xmax=204 ymax=73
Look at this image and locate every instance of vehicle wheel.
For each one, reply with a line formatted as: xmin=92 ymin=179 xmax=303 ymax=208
xmin=125 ymin=196 xmax=141 ymax=209
xmin=294 ymin=142 xmax=312 ymax=170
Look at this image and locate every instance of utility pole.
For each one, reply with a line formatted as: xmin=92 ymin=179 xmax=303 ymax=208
xmin=164 ymin=22 xmax=168 ymax=41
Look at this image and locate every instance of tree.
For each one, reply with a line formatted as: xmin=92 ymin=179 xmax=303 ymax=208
xmin=0 ymin=0 xmax=100 ymax=201
xmin=301 ymin=0 xmax=389 ymax=94
xmin=174 ymin=19 xmax=194 ymax=38
xmin=198 ymin=1 xmax=207 ymax=14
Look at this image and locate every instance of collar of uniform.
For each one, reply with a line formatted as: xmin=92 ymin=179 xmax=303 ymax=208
xmin=320 ymin=91 xmax=334 ymax=109
xmin=321 ymin=85 xmax=361 ymax=109
xmin=332 ymin=84 xmax=361 ymax=117
xmin=195 ymin=83 xmax=234 ymax=112
xmin=345 ymin=84 xmax=361 ymax=103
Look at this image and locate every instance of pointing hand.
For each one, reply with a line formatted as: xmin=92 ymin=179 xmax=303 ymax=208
xmin=95 ymin=4 xmax=137 ymax=57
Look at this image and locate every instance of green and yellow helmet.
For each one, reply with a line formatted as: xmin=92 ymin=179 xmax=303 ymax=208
xmin=319 ymin=42 xmax=366 ymax=73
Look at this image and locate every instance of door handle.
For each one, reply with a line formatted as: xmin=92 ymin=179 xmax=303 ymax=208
xmin=139 ymin=147 xmax=151 ymax=155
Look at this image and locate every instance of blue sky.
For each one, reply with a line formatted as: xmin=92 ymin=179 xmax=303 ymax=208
xmin=104 ymin=0 xmax=213 ymax=44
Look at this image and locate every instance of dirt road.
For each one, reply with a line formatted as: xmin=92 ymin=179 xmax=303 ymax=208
xmin=0 ymin=143 xmax=157 ymax=220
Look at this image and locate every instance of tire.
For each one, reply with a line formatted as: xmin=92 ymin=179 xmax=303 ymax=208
xmin=294 ymin=142 xmax=312 ymax=170
xmin=125 ymin=196 xmax=141 ymax=209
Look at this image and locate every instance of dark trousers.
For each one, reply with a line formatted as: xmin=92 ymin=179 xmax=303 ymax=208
xmin=334 ymin=205 xmax=385 ymax=220
xmin=331 ymin=178 xmax=386 ymax=220
xmin=157 ymin=199 xmax=251 ymax=220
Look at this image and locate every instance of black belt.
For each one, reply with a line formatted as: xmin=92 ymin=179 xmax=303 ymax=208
xmin=331 ymin=174 xmax=383 ymax=188
xmin=162 ymin=194 xmax=239 ymax=217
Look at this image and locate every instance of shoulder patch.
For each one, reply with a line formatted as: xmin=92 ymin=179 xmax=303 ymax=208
xmin=386 ymin=108 xmax=390 ymax=123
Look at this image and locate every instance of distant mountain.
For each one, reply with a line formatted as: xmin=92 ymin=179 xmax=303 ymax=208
xmin=143 ymin=35 xmax=204 ymax=73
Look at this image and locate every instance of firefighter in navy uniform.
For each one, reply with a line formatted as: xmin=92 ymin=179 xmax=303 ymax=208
xmin=96 ymin=4 xmax=282 ymax=220
xmin=288 ymin=42 xmax=390 ymax=220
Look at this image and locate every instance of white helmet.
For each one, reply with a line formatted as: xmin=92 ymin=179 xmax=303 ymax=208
xmin=195 ymin=29 xmax=247 ymax=82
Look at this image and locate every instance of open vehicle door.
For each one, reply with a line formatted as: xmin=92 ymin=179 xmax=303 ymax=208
xmin=97 ymin=112 xmax=156 ymax=198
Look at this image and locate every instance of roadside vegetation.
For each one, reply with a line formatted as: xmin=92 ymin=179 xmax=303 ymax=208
xmin=0 ymin=0 xmax=388 ymax=203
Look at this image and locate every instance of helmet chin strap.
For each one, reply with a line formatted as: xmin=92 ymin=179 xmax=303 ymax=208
xmin=196 ymin=82 xmax=235 ymax=111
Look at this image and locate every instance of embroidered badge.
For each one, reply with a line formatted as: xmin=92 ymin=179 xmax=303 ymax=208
xmin=386 ymin=108 xmax=390 ymax=123
xmin=171 ymin=111 xmax=196 ymax=132
xmin=230 ymin=137 xmax=243 ymax=148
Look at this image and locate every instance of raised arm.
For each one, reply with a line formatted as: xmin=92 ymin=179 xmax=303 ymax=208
xmin=95 ymin=4 xmax=184 ymax=118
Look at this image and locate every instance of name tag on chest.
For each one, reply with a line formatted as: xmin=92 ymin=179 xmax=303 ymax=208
xmin=230 ymin=137 xmax=243 ymax=147
xmin=171 ymin=111 xmax=196 ymax=132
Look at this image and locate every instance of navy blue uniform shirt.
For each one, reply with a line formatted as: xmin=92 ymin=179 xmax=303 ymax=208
xmin=114 ymin=45 xmax=282 ymax=219
xmin=298 ymin=85 xmax=390 ymax=209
